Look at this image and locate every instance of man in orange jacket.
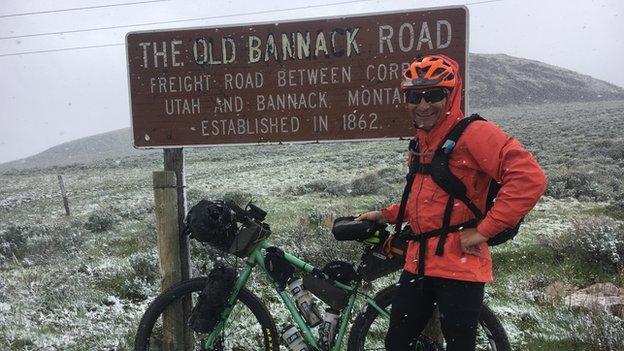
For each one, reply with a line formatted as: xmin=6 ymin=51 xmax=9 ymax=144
xmin=356 ymin=54 xmax=547 ymax=350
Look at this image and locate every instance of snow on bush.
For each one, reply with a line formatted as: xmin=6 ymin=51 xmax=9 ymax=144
xmin=350 ymin=173 xmax=388 ymax=196
xmin=580 ymin=310 xmax=624 ymax=351
xmin=84 ymin=207 xmax=117 ymax=232
xmin=284 ymin=179 xmax=349 ymax=196
xmin=0 ymin=220 xmax=85 ymax=265
xmin=128 ymin=251 xmax=160 ymax=287
xmin=541 ymin=216 xmax=624 ymax=272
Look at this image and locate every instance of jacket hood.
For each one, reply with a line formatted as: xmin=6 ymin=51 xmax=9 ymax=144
xmin=415 ymin=54 xmax=465 ymax=145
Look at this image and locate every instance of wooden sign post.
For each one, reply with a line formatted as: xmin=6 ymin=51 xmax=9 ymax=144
xmin=163 ymin=148 xmax=190 ymax=281
xmin=152 ymin=170 xmax=192 ymax=349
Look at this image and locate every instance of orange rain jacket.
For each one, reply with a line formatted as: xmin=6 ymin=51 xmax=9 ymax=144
xmin=381 ymin=57 xmax=547 ymax=283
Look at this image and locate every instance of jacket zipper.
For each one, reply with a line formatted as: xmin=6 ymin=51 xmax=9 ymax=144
xmin=413 ymin=136 xmax=429 ymax=236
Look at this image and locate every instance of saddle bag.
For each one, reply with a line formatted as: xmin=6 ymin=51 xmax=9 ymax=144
xmin=332 ymin=217 xmax=407 ymax=281
xmin=358 ymin=230 xmax=408 ymax=282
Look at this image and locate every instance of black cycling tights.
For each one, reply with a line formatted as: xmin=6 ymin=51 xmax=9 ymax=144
xmin=385 ymin=271 xmax=485 ymax=351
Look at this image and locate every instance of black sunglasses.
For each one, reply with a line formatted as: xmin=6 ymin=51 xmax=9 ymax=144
xmin=404 ymin=88 xmax=447 ymax=104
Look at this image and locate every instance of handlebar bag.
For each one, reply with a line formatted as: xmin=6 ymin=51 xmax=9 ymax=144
xmin=185 ymin=199 xmax=270 ymax=258
xmin=185 ymin=200 xmax=238 ymax=250
xmin=229 ymin=221 xmax=271 ymax=258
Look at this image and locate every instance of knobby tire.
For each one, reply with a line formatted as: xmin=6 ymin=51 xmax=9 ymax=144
xmin=347 ymin=285 xmax=511 ymax=351
xmin=134 ymin=277 xmax=279 ymax=351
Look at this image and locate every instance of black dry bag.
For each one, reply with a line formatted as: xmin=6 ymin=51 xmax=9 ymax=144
xmin=188 ymin=265 xmax=236 ymax=333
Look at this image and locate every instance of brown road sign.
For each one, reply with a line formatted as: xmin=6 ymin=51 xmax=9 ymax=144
xmin=126 ymin=6 xmax=468 ymax=148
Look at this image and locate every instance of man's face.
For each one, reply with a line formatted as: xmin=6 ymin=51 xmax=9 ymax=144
xmin=405 ymin=88 xmax=448 ymax=131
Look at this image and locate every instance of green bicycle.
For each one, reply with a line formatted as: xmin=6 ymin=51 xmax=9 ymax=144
xmin=134 ymin=200 xmax=510 ymax=351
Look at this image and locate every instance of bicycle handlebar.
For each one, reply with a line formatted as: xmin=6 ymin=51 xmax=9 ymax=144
xmin=225 ymin=200 xmax=267 ymax=223
xmin=225 ymin=200 xmax=249 ymax=219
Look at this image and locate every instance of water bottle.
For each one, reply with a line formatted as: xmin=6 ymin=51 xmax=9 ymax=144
xmin=318 ymin=308 xmax=340 ymax=350
xmin=281 ymin=324 xmax=310 ymax=351
xmin=288 ymin=278 xmax=322 ymax=327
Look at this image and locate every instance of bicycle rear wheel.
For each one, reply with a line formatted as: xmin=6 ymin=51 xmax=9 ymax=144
xmin=347 ymin=285 xmax=511 ymax=351
xmin=134 ymin=277 xmax=278 ymax=351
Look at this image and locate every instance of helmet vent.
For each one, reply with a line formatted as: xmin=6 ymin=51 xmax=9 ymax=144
xmin=433 ymin=67 xmax=447 ymax=76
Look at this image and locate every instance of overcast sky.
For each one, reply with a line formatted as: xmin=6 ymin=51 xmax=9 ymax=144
xmin=1 ymin=0 xmax=622 ymax=164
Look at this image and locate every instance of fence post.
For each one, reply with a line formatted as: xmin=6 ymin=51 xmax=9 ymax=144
xmin=153 ymin=171 xmax=187 ymax=350
xmin=57 ymin=175 xmax=70 ymax=216
xmin=163 ymin=148 xmax=194 ymax=348
xmin=163 ymin=148 xmax=190 ymax=281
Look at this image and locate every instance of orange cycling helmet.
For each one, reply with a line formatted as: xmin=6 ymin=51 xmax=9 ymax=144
xmin=401 ymin=55 xmax=456 ymax=91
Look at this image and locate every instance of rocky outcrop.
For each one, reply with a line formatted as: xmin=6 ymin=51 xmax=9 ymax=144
xmin=546 ymin=282 xmax=624 ymax=318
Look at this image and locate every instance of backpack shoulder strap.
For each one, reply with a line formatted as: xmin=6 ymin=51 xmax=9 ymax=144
xmin=439 ymin=114 xmax=485 ymax=154
xmin=430 ymin=114 xmax=486 ymax=219
xmin=393 ymin=138 xmax=419 ymax=235
xmin=382 ymin=138 xmax=420 ymax=257
xmin=428 ymin=114 xmax=487 ymax=255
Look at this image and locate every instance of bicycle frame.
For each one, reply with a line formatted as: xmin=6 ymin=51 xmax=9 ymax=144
xmin=204 ymin=240 xmax=390 ymax=351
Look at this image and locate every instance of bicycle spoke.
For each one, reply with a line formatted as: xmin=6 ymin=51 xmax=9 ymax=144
xmin=476 ymin=322 xmax=497 ymax=351
xmin=211 ymin=301 xmax=267 ymax=350
xmin=138 ymin=280 xmax=273 ymax=351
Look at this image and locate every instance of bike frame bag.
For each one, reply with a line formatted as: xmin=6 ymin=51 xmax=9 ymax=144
xmin=302 ymin=261 xmax=356 ymax=311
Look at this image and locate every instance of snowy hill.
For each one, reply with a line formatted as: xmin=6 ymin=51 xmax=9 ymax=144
xmin=469 ymin=53 xmax=624 ymax=106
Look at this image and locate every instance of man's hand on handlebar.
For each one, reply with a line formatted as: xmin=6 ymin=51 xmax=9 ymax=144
xmin=355 ymin=211 xmax=388 ymax=224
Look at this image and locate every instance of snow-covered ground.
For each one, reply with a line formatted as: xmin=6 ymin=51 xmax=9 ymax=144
xmin=1 ymin=100 xmax=623 ymax=350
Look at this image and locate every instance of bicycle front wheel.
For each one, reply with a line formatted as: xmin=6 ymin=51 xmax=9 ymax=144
xmin=347 ymin=285 xmax=511 ymax=351
xmin=134 ymin=277 xmax=279 ymax=351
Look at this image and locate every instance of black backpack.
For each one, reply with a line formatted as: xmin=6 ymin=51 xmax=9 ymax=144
xmin=395 ymin=114 xmax=522 ymax=279
xmin=398 ymin=114 xmax=521 ymax=245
